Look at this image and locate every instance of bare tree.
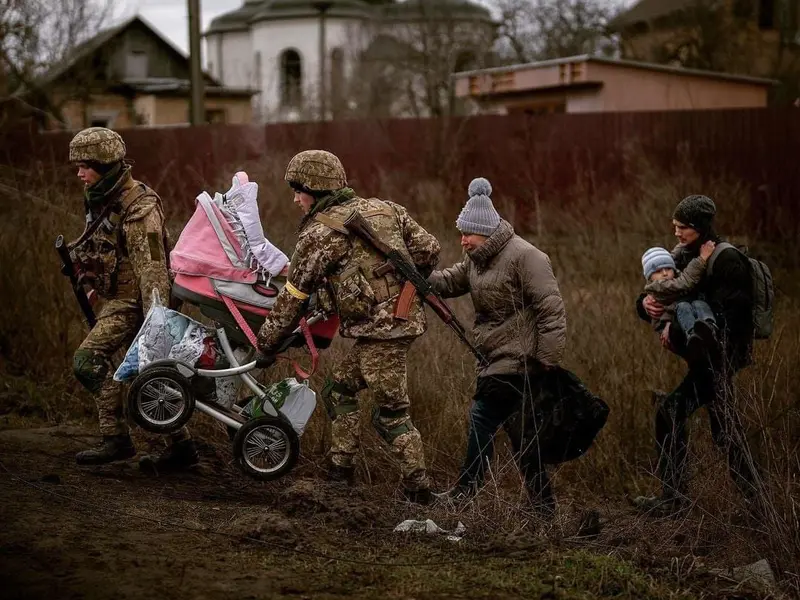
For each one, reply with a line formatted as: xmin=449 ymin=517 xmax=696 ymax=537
xmin=619 ymin=0 xmax=800 ymax=104
xmin=347 ymin=5 xmax=496 ymax=119
xmin=0 ymin=0 xmax=117 ymax=126
xmin=641 ymin=1 xmax=763 ymax=73
xmin=491 ymin=0 xmax=623 ymax=64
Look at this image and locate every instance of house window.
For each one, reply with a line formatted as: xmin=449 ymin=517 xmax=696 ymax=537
xmin=89 ymin=111 xmax=117 ymax=128
xmin=759 ymin=0 xmax=775 ymax=29
xmin=126 ymin=50 xmax=148 ymax=79
xmin=280 ymin=49 xmax=302 ymax=107
xmin=207 ymin=109 xmax=227 ymax=124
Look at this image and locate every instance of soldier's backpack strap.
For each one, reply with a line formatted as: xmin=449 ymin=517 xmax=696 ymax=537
xmin=361 ymin=207 xmax=394 ymax=219
xmin=115 ymin=183 xmax=168 ymax=259
xmin=118 ymin=182 xmax=156 ymax=219
xmin=313 ymin=213 xmax=350 ymax=235
xmin=313 ymin=206 xmax=393 ymax=234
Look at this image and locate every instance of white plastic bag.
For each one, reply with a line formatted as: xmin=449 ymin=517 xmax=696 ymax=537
xmin=113 ymin=290 xmax=211 ymax=382
xmin=279 ymin=381 xmax=317 ymax=436
xmin=168 ymin=322 xmax=206 ymax=365
xmin=243 ymin=378 xmax=317 ymax=436
xmin=394 ymin=519 xmax=466 ymax=542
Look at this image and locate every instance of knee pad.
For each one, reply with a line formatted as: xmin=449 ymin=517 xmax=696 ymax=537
xmin=372 ymin=406 xmax=414 ymax=444
xmin=73 ymin=349 xmax=109 ymax=394
xmin=321 ymin=379 xmax=359 ymax=422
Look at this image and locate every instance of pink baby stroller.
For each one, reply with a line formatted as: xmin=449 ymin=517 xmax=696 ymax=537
xmin=125 ymin=174 xmax=338 ymax=480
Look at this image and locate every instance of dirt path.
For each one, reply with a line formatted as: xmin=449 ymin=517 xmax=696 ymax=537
xmin=0 ymin=425 xmax=769 ymax=600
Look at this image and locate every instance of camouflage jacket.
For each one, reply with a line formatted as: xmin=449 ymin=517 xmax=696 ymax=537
xmin=71 ymin=170 xmax=171 ymax=313
xmin=257 ymin=196 xmax=440 ymax=352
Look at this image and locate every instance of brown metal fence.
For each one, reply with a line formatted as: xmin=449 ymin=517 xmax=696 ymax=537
xmin=3 ymin=108 xmax=799 ymax=236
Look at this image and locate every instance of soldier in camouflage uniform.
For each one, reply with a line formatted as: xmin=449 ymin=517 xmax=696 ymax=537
xmin=257 ymin=150 xmax=440 ymax=504
xmin=68 ymin=127 xmax=198 ymax=470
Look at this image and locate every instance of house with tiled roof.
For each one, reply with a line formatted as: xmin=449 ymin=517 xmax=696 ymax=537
xmin=18 ymin=15 xmax=257 ymax=130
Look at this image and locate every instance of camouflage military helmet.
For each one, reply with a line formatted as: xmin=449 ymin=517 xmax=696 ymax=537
xmin=285 ymin=150 xmax=347 ymax=192
xmin=69 ymin=127 xmax=126 ymax=164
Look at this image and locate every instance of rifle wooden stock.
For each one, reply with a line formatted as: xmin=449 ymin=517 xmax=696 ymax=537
xmin=343 ymin=210 xmax=487 ymax=366
xmin=55 ymin=235 xmax=97 ymax=329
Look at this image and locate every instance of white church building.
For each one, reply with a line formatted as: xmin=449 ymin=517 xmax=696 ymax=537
xmin=204 ymin=0 xmax=497 ymax=122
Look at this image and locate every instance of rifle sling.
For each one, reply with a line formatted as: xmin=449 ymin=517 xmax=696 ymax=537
xmin=71 ymin=199 xmax=119 ymax=249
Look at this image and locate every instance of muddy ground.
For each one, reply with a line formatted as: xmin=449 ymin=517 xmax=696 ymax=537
xmin=0 ymin=423 xmax=777 ymax=600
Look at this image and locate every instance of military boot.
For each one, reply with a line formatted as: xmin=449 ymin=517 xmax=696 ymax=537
xmin=76 ymin=435 xmax=137 ymax=466
xmin=139 ymin=439 xmax=199 ymax=475
xmin=403 ymin=487 xmax=432 ymax=505
xmin=325 ymin=462 xmax=355 ymax=485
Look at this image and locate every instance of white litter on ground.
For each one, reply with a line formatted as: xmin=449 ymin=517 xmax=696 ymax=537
xmin=394 ymin=519 xmax=466 ymax=542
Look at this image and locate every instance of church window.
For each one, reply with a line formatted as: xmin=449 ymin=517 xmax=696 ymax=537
xmin=280 ymin=49 xmax=303 ymax=107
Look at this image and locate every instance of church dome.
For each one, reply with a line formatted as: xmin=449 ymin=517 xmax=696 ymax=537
xmin=208 ymin=0 xmax=374 ymax=33
xmin=381 ymin=0 xmax=493 ymax=23
xmin=206 ymin=1 xmax=264 ymax=34
xmin=252 ymin=0 xmax=374 ymax=22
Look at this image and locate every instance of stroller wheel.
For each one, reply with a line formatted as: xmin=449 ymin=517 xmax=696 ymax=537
xmin=128 ymin=366 xmax=196 ymax=434
xmin=232 ymin=416 xmax=299 ymax=481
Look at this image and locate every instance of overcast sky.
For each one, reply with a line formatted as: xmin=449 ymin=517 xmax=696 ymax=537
xmin=120 ymin=0 xmax=239 ymax=54
xmin=120 ymin=0 xmax=636 ymax=56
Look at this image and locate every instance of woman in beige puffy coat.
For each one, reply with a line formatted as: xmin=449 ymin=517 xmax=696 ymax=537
xmin=428 ymin=177 xmax=567 ymax=514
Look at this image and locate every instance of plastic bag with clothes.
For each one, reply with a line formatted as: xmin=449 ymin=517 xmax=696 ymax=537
xmin=113 ymin=290 xmax=213 ymax=382
xmin=243 ymin=377 xmax=317 ymax=436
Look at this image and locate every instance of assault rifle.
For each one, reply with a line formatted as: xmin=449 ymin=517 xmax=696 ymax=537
xmin=55 ymin=235 xmax=97 ymax=329
xmin=343 ymin=210 xmax=487 ymax=367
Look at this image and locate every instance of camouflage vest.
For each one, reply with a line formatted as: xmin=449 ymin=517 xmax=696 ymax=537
xmin=71 ymin=179 xmax=164 ymax=301
xmin=312 ymin=198 xmax=421 ymax=338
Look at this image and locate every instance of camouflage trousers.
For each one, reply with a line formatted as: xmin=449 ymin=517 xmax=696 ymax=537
xmin=73 ymin=299 xmax=189 ymax=442
xmin=325 ymin=338 xmax=429 ymax=491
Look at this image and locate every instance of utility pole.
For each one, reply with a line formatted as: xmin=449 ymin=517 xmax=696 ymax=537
xmin=188 ymin=0 xmax=205 ymax=125
xmin=313 ymin=2 xmax=333 ymax=122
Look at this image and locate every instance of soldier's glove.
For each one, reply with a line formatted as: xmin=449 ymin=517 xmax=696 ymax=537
xmin=254 ymin=351 xmax=276 ymax=369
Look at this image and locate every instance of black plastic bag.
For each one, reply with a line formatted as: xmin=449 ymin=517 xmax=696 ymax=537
xmin=513 ymin=367 xmax=610 ymax=465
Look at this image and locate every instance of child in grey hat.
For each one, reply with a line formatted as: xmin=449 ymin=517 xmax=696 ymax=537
xmin=642 ymin=242 xmax=719 ymax=360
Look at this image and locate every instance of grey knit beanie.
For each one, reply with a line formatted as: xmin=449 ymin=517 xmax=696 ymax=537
xmin=642 ymin=247 xmax=676 ymax=280
xmin=456 ymin=177 xmax=501 ymax=236
xmin=673 ymin=194 xmax=716 ymax=234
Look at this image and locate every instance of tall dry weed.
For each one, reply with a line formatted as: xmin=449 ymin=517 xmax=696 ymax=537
xmin=0 ymin=150 xmax=797 ymax=591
